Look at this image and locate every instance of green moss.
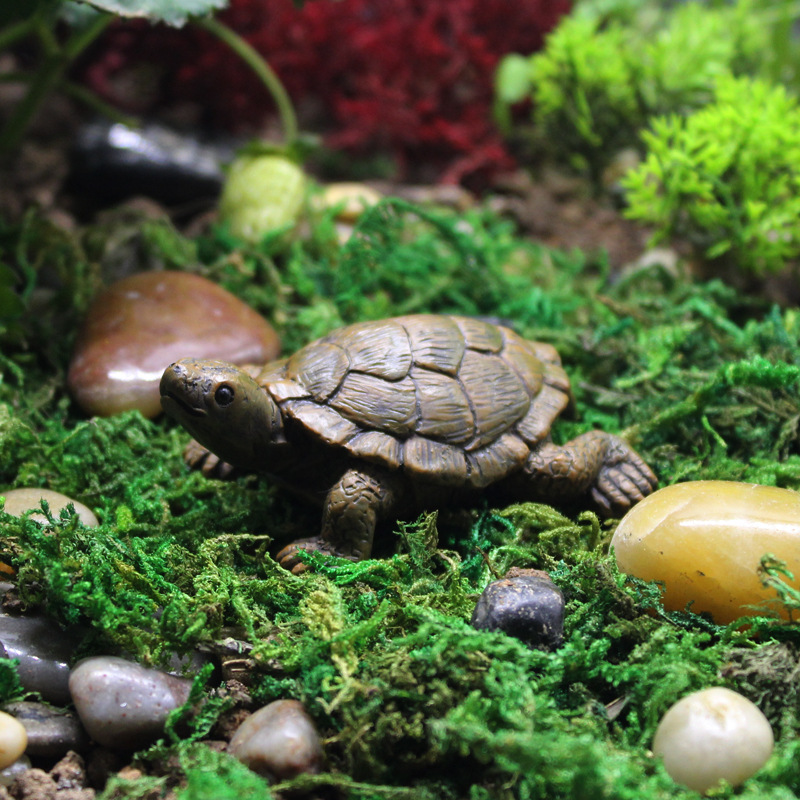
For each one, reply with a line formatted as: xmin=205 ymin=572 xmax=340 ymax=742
xmin=2 ymin=199 xmax=800 ymax=797
xmin=624 ymin=76 xmax=800 ymax=274
xmin=497 ymin=0 xmax=769 ymax=182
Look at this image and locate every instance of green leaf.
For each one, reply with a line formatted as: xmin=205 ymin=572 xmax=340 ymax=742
xmin=74 ymin=0 xmax=228 ymax=27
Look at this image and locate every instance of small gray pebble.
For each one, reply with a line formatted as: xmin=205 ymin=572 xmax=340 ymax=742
xmin=69 ymin=657 xmax=192 ymax=750
xmin=228 ymin=699 xmax=323 ymax=781
xmin=0 ymin=613 xmax=85 ymax=705
xmin=3 ymin=703 xmax=89 ymax=758
xmin=471 ymin=569 xmax=565 ymax=651
xmin=0 ymin=756 xmax=30 ymax=788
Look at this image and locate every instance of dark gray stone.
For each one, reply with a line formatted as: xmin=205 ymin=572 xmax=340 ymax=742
xmin=3 ymin=702 xmax=89 ymax=758
xmin=0 ymin=613 xmax=85 ymax=705
xmin=471 ymin=569 xmax=565 ymax=651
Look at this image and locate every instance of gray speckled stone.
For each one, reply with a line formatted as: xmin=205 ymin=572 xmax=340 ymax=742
xmin=3 ymin=702 xmax=89 ymax=758
xmin=228 ymin=700 xmax=323 ymax=781
xmin=69 ymin=656 xmax=192 ymax=750
xmin=471 ymin=568 xmax=565 ymax=651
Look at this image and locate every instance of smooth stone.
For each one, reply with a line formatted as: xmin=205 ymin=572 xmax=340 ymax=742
xmin=471 ymin=568 xmax=565 ymax=651
xmin=1 ymin=489 xmax=98 ymax=528
xmin=228 ymin=699 xmax=323 ymax=781
xmin=0 ymin=612 xmax=83 ymax=705
xmin=653 ymin=687 xmax=773 ymax=792
xmin=69 ymin=656 xmax=192 ymax=750
xmin=314 ymin=182 xmax=382 ymax=223
xmin=611 ymin=481 xmax=800 ymax=623
xmin=70 ymin=118 xmax=236 ymax=206
xmin=0 ymin=712 xmax=26 ymax=770
xmin=68 ymin=271 xmax=280 ymax=418
xmin=3 ymin=702 xmax=89 ymax=757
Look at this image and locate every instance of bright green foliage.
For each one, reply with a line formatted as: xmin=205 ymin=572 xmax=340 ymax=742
xmin=4 ymin=202 xmax=800 ymax=797
xmin=623 ymin=76 xmax=800 ymax=275
xmin=496 ymin=0 xmax=768 ymax=181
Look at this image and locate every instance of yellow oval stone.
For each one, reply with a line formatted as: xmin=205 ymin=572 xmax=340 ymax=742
xmin=611 ymin=481 xmax=800 ymax=623
xmin=0 ymin=712 xmax=27 ymax=770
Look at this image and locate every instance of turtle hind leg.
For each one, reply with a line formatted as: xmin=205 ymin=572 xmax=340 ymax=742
xmin=521 ymin=431 xmax=657 ymax=514
xmin=276 ymin=466 xmax=402 ymax=574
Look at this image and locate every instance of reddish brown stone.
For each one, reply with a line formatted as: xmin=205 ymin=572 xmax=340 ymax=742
xmin=68 ymin=271 xmax=280 ymax=418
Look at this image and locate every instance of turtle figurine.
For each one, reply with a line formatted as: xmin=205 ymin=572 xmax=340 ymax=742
xmin=160 ymin=314 xmax=657 ymax=572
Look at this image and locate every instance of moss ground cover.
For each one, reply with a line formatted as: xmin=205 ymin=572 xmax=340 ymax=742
xmin=2 ymin=200 xmax=800 ymax=798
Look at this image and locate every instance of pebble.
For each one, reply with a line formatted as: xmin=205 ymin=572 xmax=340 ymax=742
xmin=0 ymin=712 xmax=26 ymax=770
xmin=228 ymin=699 xmax=323 ymax=781
xmin=1 ymin=489 xmax=98 ymax=528
xmin=470 ymin=568 xmax=565 ymax=651
xmin=0 ymin=752 xmax=94 ymax=799
xmin=67 ymin=271 xmax=280 ymax=418
xmin=69 ymin=656 xmax=193 ymax=750
xmin=0 ymin=756 xmax=30 ymax=787
xmin=70 ymin=118 xmax=236 ymax=206
xmin=0 ymin=612 xmax=81 ymax=705
xmin=313 ymin=182 xmax=382 ymax=223
xmin=611 ymin=481 xmax=800 ymax=624
xmin=3 ymin=702 xmax=89 ymax=758
xmin=653 ymin=687 xmax=773 ymax=792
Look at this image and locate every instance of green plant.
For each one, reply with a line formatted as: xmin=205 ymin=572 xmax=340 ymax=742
xmin=622 ymin=75 xmax=800 ymax=275
xmin=495 ymin=0 xmax=769 ymax=183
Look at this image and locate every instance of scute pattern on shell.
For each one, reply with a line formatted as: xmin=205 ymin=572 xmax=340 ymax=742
xmin=260 ymin=315 xmax=571 ymax=487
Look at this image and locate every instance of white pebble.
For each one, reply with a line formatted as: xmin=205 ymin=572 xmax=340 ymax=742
xmin=653 ymin=687 xmax=773 ymax=793
xmin=1 ymin=488 xmax=98 ymax=527
xmin=229 ymin=699 xmax=323 ymax=781
xmin=0 ymin=711 xmax=27 ymax=770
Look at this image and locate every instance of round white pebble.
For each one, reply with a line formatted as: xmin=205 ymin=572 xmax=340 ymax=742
xmin=1 ymin=488 xmax=98 ymax=527
xmin=0 ymin=712 xmax=27 ymax=770
xmin=653 ymin=687 xmax=773 ymax=793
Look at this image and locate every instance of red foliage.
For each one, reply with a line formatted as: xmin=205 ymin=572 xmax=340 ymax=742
xmin=81 ymin=0 xmax=570 ymax=185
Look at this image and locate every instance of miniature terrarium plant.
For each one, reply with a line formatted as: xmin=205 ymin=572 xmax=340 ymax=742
xmin=3 ymin=1 xmax=800 ymax=799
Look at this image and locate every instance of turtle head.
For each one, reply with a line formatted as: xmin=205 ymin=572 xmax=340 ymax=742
xmin=160 ymin=358 xmax=281 ymax=469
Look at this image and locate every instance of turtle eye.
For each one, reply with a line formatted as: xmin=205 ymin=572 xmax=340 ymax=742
xmin=215 ymin=384 xmax=235 ymax=407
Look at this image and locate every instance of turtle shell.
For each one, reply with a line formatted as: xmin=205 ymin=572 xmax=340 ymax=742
xmin=258 ymin=315 xmax=571 ymax=488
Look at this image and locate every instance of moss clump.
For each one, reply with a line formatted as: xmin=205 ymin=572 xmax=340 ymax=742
xmin=496 ymin=0 xmax=768 ymax=182
xmin=2 ymin=200 xmax=800 ymax=798
xmin=624 ymin=76 xmax=800 ymax=275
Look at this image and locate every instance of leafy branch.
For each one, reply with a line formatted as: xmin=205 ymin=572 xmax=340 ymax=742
xmin=0 ymin=0 xmax=301 ymax=157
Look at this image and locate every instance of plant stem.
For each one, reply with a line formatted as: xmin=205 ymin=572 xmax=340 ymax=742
xmin=62 ymin=80 xmax=138 ymax=127
xmin=195 ymin=15 xmax=298 ymax=149
xmin=0 ymin=11 xmax=113 ymax=156
xmin=0 ymin=18 xmax=37 ymax=52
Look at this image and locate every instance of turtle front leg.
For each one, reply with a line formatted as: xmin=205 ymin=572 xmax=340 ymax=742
xmin=276 ymin=466 xmax=402 ymax=574
xmin=184 ymin=439 xmax=236 ymax=480
xmin=523 ymin=431 xmax=657 ymax=514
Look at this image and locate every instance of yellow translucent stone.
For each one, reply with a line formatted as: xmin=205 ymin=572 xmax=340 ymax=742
xmin=0 ymin=712 xmax=26 ymax=770
xmin=611 ymin=481 xmax=800 ymax=623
